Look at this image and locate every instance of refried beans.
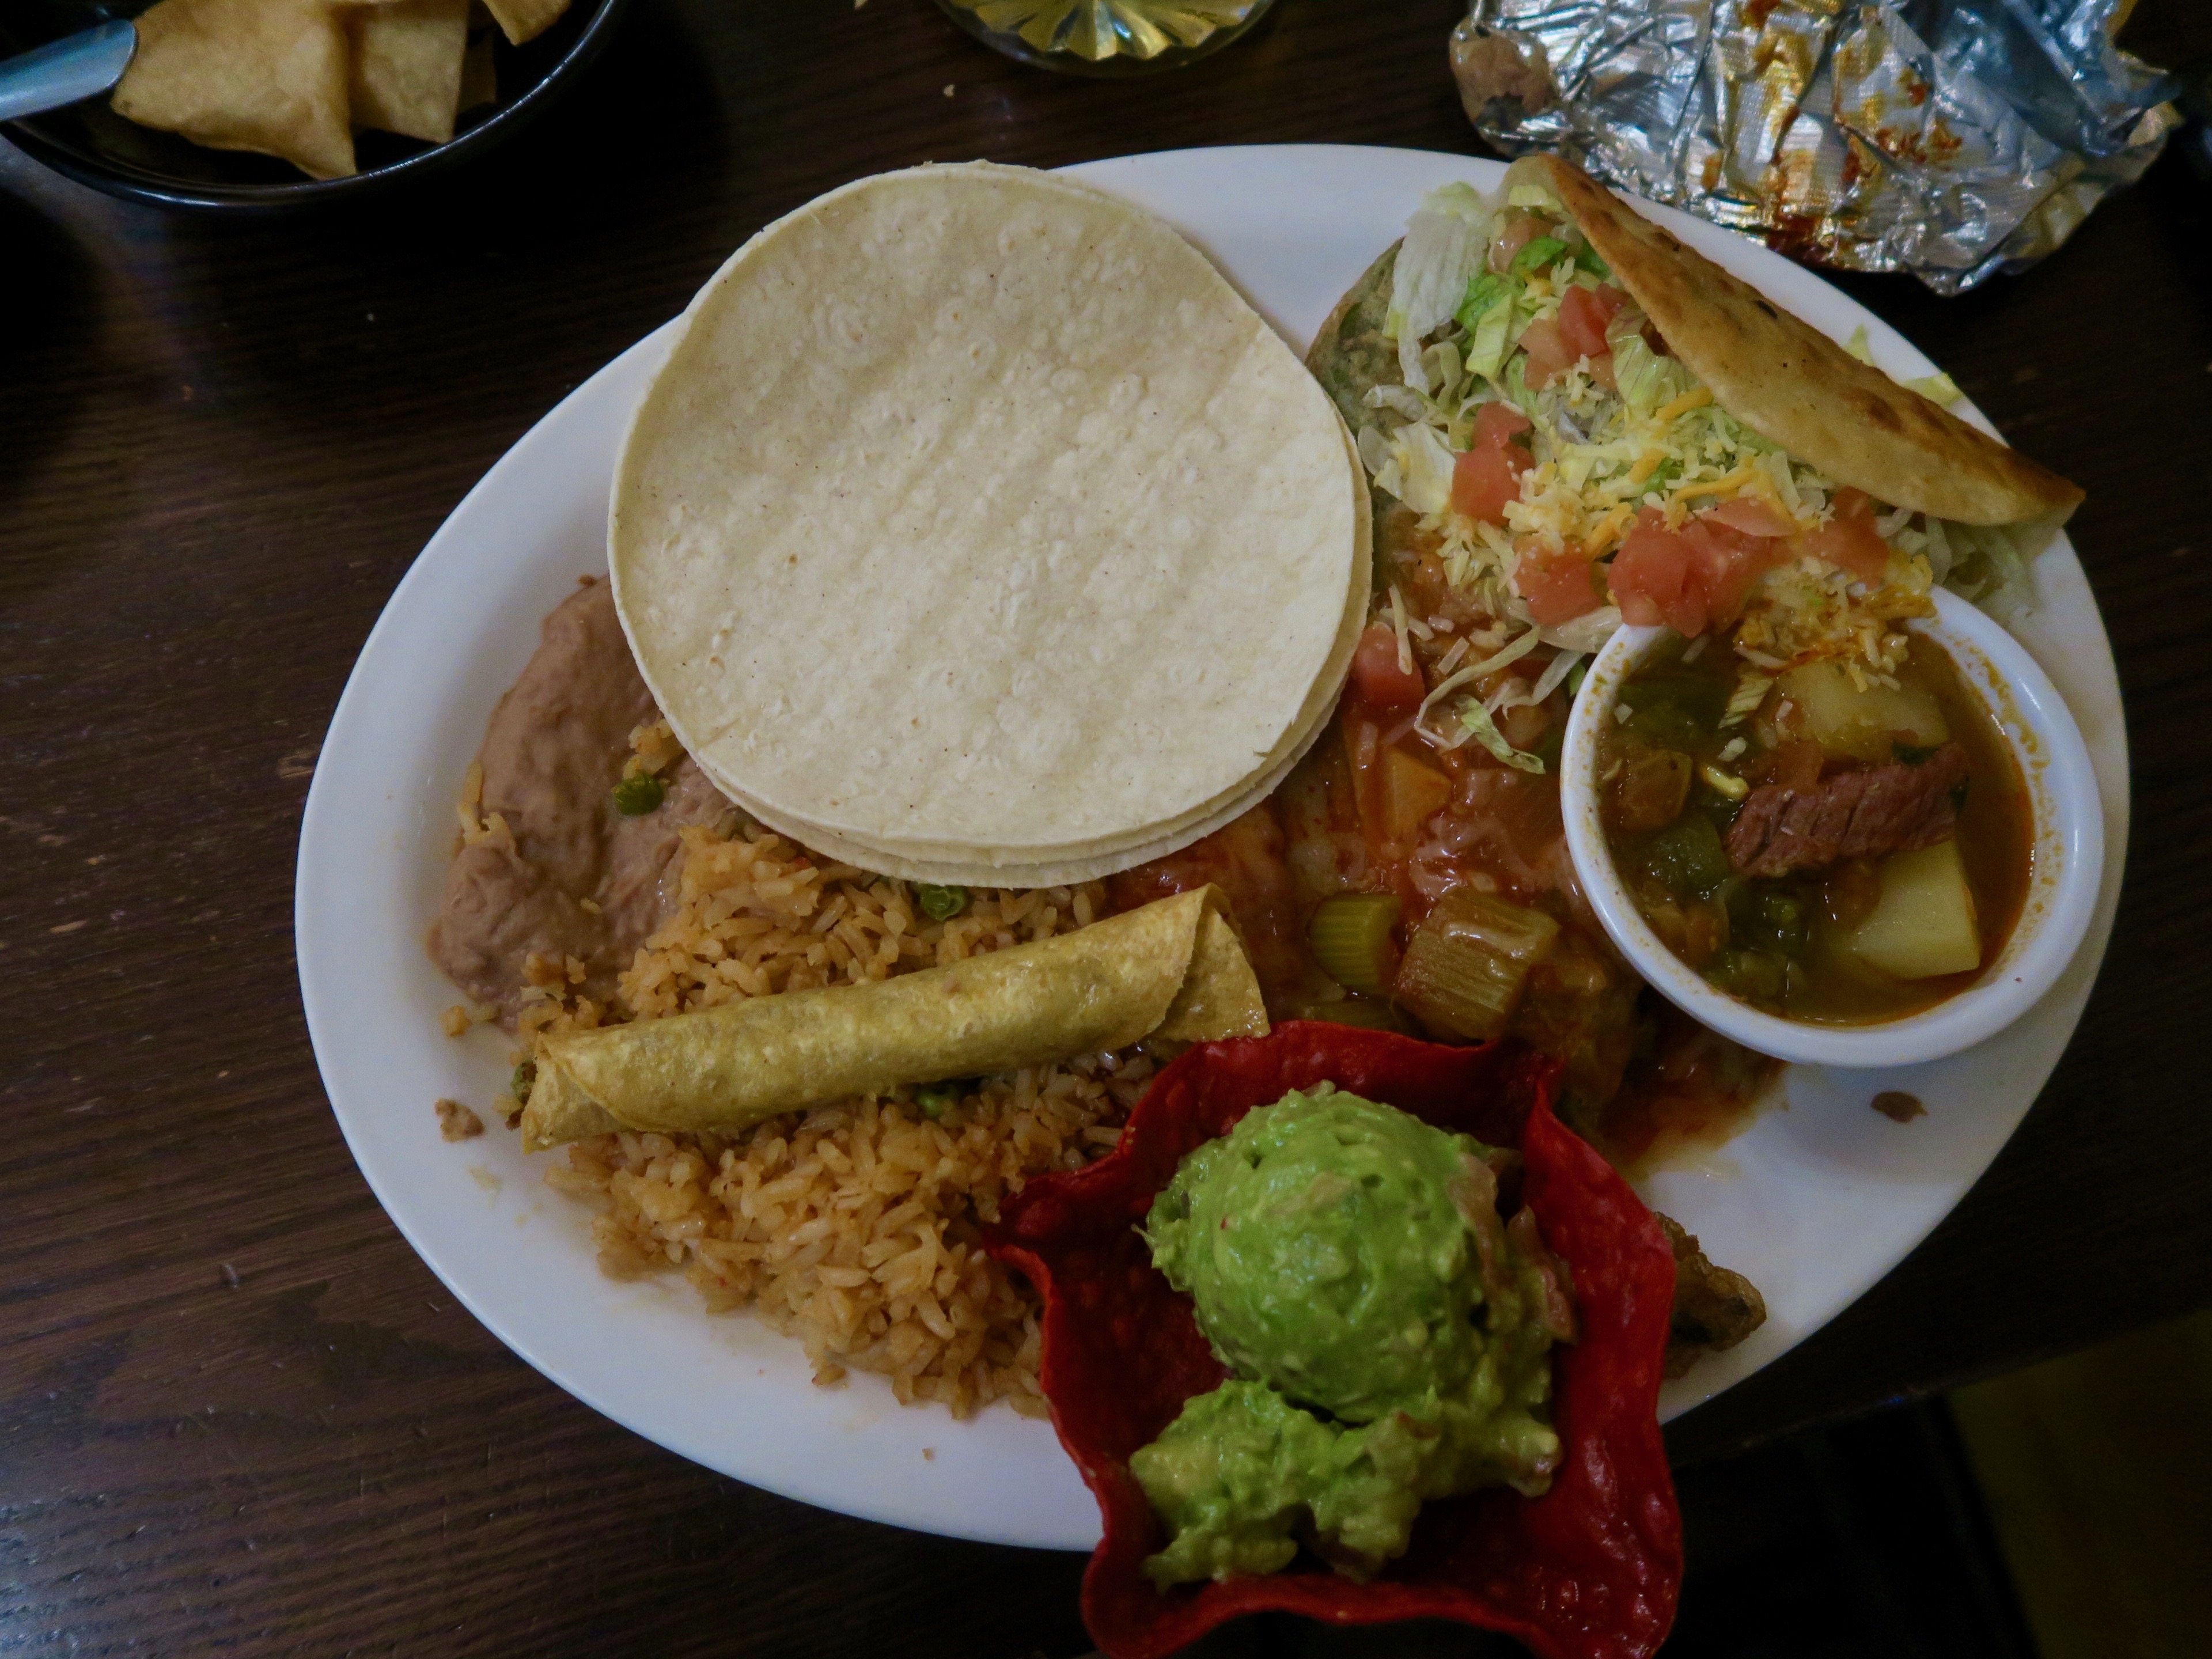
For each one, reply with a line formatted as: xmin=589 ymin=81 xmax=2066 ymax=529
xmin=428 ymin=579 xmax=734 ymax=1026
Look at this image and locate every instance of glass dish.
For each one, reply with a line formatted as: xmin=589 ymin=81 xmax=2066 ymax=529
xmin=934 ymin=0 xmax=1274 ymax=75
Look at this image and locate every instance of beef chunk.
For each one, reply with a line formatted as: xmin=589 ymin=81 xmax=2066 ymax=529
xmin=1725 ymin=743 xmax=1969 ymax=878
xmin=1658 ymin=1213 xmax=1768 ymax=1378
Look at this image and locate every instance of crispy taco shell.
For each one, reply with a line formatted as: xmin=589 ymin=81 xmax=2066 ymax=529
xmin=1531 ymin=156 xmax=2080 ymax=528
xmin=520 ymin=888 xmax=1267 ymax=1150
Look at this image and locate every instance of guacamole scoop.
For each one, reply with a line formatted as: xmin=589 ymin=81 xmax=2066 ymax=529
xmin=1133 ymin=1085 xmax=1571 ymax=1585
xmin=1145 ymin=1086 xmax=1501 ymax=1422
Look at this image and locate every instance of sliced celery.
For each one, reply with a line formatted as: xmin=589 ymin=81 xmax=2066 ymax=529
xmin=1392 ymin=889 xmax=1560 ymax=1041
xmin=1306 ymin=893 xmax=1402 ymax=995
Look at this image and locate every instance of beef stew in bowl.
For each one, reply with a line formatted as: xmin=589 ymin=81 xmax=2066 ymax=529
xmin=1560 ymin=589 xmax=2102 ymax=1069
xmin=1597 ymin=631 xmax=2033 ymax=1025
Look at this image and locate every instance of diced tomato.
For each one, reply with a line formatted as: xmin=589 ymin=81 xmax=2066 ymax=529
xmin=1556 ymin=283 xmax=1627 ymax=362
xmin=1514 ymin=546 xmax=1605 ymax=627
xmin=1517 ymin=316 xmax=1578 ymax=388
xmin=1349 ymin=622 xmax=1426 ymax=711
xmin=1608 ymin=510 xmax=1706 ymax=637
xmin=1679 ymin=513 xmax=1784 ymax=624
xmin=1450 ymin=403 xmax=1534 ymax=525
xmin=1791 ymin=486 xmax=1891 ymax=583
xmin=1706 ymin=495 xmax=1796 ymax=539
xmin=1472 ymin=400 xmax=1533 ymax=449
xmin=1452 ymin=447 xmax=1524 ymax=526
xmin=1608 ymin=504 xmax=1791 ymax=638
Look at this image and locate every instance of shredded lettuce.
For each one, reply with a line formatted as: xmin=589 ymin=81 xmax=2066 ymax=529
xmin=1415 ymin=627 xmax=1536 ymax=730
xmin=1903 ymin=370 xmax=1964 ymax=407
xmin=1458 ymin=699 xmax=1547 ymax=773
xmin=1374 ymin=421 xmax=1459 ymax=516
xmin=1387 ymin=183 xmax=1491 ymax=393
xmin=1455 ymin=271 xmax=1509 ymax=333
xmin=1612 ymin=332 xmax=1696 ymax=417
xmin=1498 ymin=353 xmax=1539 ymax=420
xmin=1509 ymin=236 xmax=1568 ymax=279
xmin=1463 ymin=290 xmax=1521 ymax=384
xmin=1362 ymin=382 xmax=1428 ymax=422
xmin=1709 ymin=404 xmax=1775 ymax=456
xmin=1934 ymin=520 xmax=2039 ymax=618
xmin=1539 ymin=607 xmax=1623 ymax=656
xmin=1529 ymin=648 xmax=1583 ymax=705
xmin=1506 ymin=183 xmax=1564 ymax=213
xmin=1846 ymin=322 xmax=1965 ymax=407
xmin=1355 ymin=423 xmax=1393 ymax=479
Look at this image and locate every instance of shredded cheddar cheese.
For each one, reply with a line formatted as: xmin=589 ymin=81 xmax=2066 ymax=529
xmin=1653 ymin=385 xmax=1713 ymax=425
xmin=1673 ymin=465 xmax=1760 ymax=504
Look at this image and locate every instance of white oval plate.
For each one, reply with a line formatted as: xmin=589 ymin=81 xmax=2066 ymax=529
xmin=297 ymin=145 xmax=2128 ymax=1552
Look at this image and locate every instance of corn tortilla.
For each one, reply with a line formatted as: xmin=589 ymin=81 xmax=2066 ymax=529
xmin=521 ymin=888 xmax=1267 ymax=1149
xmin=612 ymin=163 xmax=1366 ymax=871
xmin=710 ymin=422 xmax=1373 ymax=884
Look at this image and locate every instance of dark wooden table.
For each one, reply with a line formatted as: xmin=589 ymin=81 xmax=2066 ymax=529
xmin=4 ymin=2 xmax=2207 ymax=1653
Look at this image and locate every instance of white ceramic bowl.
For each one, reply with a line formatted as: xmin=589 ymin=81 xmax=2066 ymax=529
xmin=1560 ymin=589 xmax=2104 ymax=1067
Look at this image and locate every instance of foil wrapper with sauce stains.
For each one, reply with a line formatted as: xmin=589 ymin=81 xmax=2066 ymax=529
xmin=1451 ymin=0 xmax=2182 ymax=293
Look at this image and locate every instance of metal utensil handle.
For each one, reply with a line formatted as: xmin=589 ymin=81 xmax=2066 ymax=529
xmin=0 ymin=20 xmax=136 ymax=123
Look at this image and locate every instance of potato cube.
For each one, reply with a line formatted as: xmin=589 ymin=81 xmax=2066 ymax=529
xmin=1778 ymin=661 xmax=1948 ymax=764
xmin=1847 ymin=840 xmax=1980 ymax=980
xmin=1382 ymin=749 xmax=1453 ymax=843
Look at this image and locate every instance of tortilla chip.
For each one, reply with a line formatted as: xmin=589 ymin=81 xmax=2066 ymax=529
xmin=520 ymin=888 xmax=1269 ymax=1150
xmin=458 ymin=29 xmax=498 ymax=112
xmin=482 ymin=0 xmax=569 ymax=46
xmin=1532 ymin=155 xmax=2082 ymax=528
xmin=112 ymin=0 xmax=356 ymax=181
xmin=985 ymin=1025 xmax=1681 ymax=1659
xmin=349 ymin=0 xmax=468 ymax=143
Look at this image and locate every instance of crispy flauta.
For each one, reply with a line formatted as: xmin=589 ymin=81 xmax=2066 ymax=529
xmin=520 ymin=887 xmax=1268 ymax=1150
xmin=1530 ymin=155 xmax=2081 ymax=528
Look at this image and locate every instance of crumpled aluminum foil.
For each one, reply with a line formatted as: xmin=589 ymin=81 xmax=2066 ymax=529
xmin=1450 ymin=0 xmax=2183 ymax=293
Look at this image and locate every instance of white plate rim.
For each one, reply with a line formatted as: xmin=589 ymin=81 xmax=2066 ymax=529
xmin=296 ymin=143 xmax=2130 ymax=1552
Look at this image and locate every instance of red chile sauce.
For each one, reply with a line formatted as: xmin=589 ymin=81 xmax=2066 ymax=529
xmin=1112 ymin=513 xmax=1780 ymax=1171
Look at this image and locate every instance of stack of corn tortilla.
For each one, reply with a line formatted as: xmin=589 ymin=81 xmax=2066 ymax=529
xmin=610 ymin=161 xmax=1372 ymax=888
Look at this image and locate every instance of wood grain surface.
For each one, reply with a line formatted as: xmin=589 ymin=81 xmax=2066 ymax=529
xmin=3 ymin=2 xmax=2207 ymax=1653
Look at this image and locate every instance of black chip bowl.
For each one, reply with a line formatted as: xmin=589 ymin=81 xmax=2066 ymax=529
xmin=0 ymin=0 xmax=628 ymax=211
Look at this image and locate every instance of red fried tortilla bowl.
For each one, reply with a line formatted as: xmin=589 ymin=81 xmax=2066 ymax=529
xmin=985 ymin=1023 xmax=1682 ymax=1659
